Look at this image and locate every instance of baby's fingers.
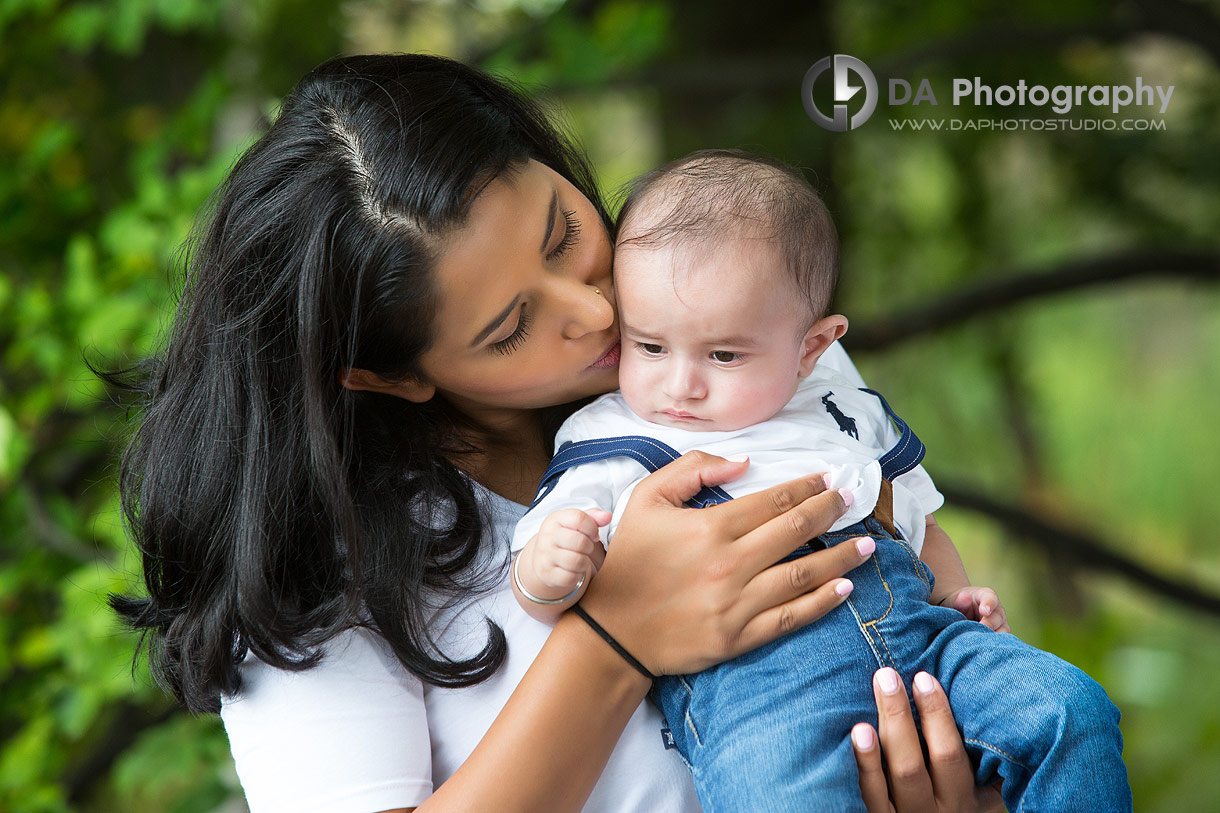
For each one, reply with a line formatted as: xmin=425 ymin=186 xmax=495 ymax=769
xmin=545 ymin=508 xmax=608 ymax=539
xmin=983 ymin=606 xmax=1010 ymax=634
xmin=975 ymin=587 xmax=999 ymax=617
xmin=950 ymin=591 xmax=976 ymax=617
xmin=585 ymin=507 xmax=612 ymax=526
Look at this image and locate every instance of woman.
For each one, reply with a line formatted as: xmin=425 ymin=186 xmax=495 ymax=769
xmin=111 ymin=53 xmax=997 ymax=811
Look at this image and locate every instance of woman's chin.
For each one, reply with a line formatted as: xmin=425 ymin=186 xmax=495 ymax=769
xmin=556 ymin=367 xmax=619 ymax=405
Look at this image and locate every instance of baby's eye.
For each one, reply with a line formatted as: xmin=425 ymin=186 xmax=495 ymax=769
xmin=637 ymin=343 xmax=665 ymax=356
xmin=711 ymin=351 xmax=741 ymax=363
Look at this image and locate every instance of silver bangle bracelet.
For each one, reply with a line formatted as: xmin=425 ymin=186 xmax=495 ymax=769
xmin=512 ymin=552 xmax=586 ymax=605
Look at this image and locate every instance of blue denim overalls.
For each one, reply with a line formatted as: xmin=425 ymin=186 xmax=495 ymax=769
xmin=533 ymin=388 xmax=1131 ymax=813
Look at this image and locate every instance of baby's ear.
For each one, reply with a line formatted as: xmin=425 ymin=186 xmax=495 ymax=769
xmin=339 ymin=367 xmax=436 ymax=403
xmin=798 ymin=315 xmax=849 ymax=377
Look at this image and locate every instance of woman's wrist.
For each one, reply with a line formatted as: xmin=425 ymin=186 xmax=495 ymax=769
xmin=428 ymin=606 xmax=652 ymax=811
xmin=552 ymin=611 xmax=654 ymax=697
xmin=572 ymin=603 xmax=656 ymax=680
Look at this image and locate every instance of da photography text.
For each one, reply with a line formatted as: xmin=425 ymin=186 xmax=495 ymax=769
xmin=803 ymin=54 xmax=1175 ymax=132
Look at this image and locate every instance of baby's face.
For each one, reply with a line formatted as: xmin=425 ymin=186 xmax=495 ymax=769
xmin=614 ymin=238 xmax=812 ymax=432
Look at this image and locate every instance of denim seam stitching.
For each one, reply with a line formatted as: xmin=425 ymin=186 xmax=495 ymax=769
xmin=849 ymin=555 xmax=899 ymax=667
xmin=861 ymin=555 xmax=899 ymax=664
xmin=846 ymin=598 xmax=890 ymax=668
xmin=964 ymin=735 xmax=1033 ymax=774
xmin=684 ymin=711 xmax=702 ymax=748
xmin=965 ymin=735 xmax=1033 ymax=813
xmin=861 ymin=555 xmax=895 ymax=624
xmin=865 ymin=620 xmax=897 ymax=667
xmin=672 ymin=675 xmax=702 ymax=748
xmin=893 ymin=536 xmax=931 ymax=591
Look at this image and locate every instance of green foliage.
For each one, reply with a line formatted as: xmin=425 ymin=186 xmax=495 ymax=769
xmin=2 ymin=0 xmax=1217 ymax=810
xmin=1 ymin=0 xmax=341 ymax=809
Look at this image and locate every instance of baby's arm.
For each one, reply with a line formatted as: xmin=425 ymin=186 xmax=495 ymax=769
xmin=513 ymin=508 xmax=610 ymax=624
xmin=510 ymin=456 xmax=627 ymax=625
xmin=919 ymin=514 xmax=1010 ymax=633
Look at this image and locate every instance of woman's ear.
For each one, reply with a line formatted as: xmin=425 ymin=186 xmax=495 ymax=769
xmin=339 ymin=367 xmax=436 ymax=403
xmin=798 ymin=314 xmax=849 ymax=377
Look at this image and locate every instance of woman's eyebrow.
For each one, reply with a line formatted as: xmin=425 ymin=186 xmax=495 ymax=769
xmin=471 ymin=295 xmax=521 ymax=347
xmin=539 ymin=187 xmax=558 ymax=253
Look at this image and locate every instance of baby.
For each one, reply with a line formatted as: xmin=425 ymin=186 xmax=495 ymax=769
xmin=511 ymin=150 xmax=1130 ymax=812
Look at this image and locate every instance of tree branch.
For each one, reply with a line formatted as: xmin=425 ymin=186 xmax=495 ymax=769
xmin=938 ymin=483 xmax=1220 ymax=617
xmin=843 ymin=249 xmax=1220 ymax=353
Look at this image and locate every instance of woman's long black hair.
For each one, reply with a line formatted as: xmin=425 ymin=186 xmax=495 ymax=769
xmin=107 ymin=54 xmax=611 ymax=714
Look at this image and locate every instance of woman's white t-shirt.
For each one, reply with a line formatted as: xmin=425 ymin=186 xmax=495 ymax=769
xmin=220 ymin=342 xmax=864 ymax=812
xmin=220 ymin=484 xmax=700 ymax=812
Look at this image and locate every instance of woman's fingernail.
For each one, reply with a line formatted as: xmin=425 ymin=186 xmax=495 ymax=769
xmin=877 ymin=668 xmax=901 ymax=695
xmin=822 ymin=472 xmax=834 ymax=488
xmin=851 ymin=724 xmax=875 ymax=751
xmin=855 ymin=537 xmax=875 ymax=557
xmin=835 ymin=579 xmax=854 ymax=597
xmin=725 ymin=453 xmax=749 ymax=463
xmin=914 ymin=671 xmax=936 ymax=695
xmin=837 ymin=488 xmax=854 ymax=507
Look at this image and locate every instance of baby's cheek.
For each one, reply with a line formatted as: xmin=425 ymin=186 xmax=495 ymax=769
xmin=616 ymin=355 xmax=651 ymax=411
xmin=721 ymin=376 xmax=793 ymax=427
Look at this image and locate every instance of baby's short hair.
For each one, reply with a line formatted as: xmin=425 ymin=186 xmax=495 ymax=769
xmin=615 ymin=149 xmax=838 ymax=321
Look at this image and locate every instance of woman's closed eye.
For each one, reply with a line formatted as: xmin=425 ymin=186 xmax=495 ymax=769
xmin=547 ymin=208 xmax=582 ymax=260
xmin=491 ymin=304 xmax=532 ymax=355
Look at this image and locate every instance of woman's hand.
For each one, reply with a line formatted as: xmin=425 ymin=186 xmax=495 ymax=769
xmin=576 ymin=451 xmax=873 ymax=676
xmin=853 ymin=668 xmax=1005 ymax=813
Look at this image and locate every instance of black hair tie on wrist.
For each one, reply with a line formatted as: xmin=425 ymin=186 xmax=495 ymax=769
xmin=572 ymin=604 xmax=656 ymax=681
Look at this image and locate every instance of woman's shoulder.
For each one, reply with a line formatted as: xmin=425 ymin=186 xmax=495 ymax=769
xmin=221 ymin=627 xmax=433 ymax=812
xmin=224 ymin=627 xmax=421 ymax=705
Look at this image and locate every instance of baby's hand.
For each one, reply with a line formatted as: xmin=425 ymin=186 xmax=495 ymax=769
xmin=519 ymin=508 xmax=611 ymax=599
xmin=942 ymin=585 xmax=1010 ymax=634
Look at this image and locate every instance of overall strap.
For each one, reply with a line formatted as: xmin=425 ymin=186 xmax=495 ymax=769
xmin=532 ymin=435 xmax=735 ymax=510
xmin=859 ymin=388 xmax=926 ymax=480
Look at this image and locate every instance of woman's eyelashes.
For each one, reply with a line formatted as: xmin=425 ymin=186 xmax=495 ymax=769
xmin=547 ymin=208 xmax=582 ymax=260
xmin=491 ymin=305 xmax=532 ymax=355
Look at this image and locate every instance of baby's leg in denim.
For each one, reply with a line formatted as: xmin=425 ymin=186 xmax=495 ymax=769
xmin=919 ymin=620 xmax=1132 ymax=812
xmin=651 ymin=533 xmax=923 ymax=813
xmin=654 ymin=598 xmax=878 ymax=813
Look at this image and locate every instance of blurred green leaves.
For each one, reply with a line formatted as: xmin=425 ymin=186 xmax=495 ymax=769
xmin=0 ymin=0 xmax=341 ymax=809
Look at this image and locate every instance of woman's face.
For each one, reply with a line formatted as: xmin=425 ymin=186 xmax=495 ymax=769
xmin=410 ymin=160 xmax=620 ymax=426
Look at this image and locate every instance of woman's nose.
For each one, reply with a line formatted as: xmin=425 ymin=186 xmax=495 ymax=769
xmin=559 ymin=278 xmax=614 ymax=340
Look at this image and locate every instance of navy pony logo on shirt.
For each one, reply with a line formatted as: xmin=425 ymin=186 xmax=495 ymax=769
xmin=821 ymin=392 xmax=859 ymax=439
